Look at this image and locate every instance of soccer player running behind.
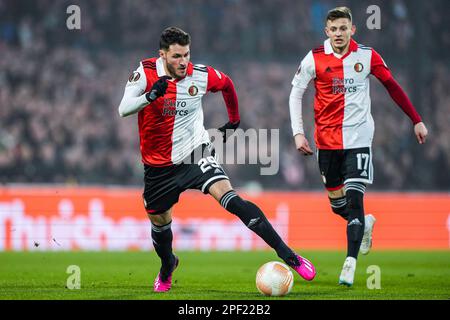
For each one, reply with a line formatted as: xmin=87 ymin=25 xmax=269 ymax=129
xmin=119 ymin=27 xmax=316 ymax=292
xmin=289 ymin=7 xmax=428 ymax=286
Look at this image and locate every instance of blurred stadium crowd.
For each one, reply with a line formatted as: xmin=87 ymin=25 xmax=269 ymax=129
xmin=1 ymin=0 xmax=449 ymax=190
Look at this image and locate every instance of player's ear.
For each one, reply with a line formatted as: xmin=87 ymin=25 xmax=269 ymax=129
xmin=351 ymin=24 xmax=356 ymax=36
xmin=159 ymin=49 xmax=166 ymax=60
xmin=324 ymin=26 xmax=330 ymax=37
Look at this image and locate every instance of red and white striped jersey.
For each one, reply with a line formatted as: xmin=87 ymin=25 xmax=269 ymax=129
xmin=292 ymin=39 xmax=392 ymax=150
xmin=122 ymin=57 xmax=239 ymax=166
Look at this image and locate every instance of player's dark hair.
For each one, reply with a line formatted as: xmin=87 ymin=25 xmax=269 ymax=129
xmin=160 ymin=27 xmax=191 ymax=50
xmin=326 ymin=7 xmax=352 ymax=22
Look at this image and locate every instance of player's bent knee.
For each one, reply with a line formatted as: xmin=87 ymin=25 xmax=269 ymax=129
xmin=208 ymin=179 xmax=233 ymax=202
xmin=326 ymin=185 xmax=345 ymax=199
xmin=326 ymin=185 xmax=348 ymax=218
xmin=331 ymin=204 xmax=346 ymax=215
xmin=147 ymin=208 xmax=173 ymax=225
xmin=329 ymin=196 xmax=348 ymax=219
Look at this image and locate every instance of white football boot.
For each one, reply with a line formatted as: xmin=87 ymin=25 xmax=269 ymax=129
xmin=360 ymin=214 xmax=376 ymax=255
xmin=339 ymin=256 xmax=356 ymax=287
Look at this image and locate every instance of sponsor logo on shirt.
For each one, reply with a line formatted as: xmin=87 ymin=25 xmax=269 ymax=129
xmin=332 ymin=77 xmax=358 ymax=94
xmin=162 ymin=99 xmax=190 ymax=116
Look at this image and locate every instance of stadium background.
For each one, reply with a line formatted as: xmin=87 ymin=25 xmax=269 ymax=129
xmin=0 ymin=0 xmax=449 ymax=300
xmin=1 ymin=0 xmax=449 ymax=190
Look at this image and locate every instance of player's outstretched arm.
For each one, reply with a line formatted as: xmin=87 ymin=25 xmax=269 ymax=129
xmin=370 ymin=49 xmax=428 ymax=144
xmin=118 ymin=64 xmax=149 ymax=117
xmin=380 ymin=77 xmax=428 ymax=144
xmin=207 ymin=67 xmax=240 ymax=142
xmin=118 ymin=64 xmax=171 ymax=118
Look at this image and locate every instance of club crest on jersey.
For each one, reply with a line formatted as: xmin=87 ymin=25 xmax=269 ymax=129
xmin=188 ymin=85 xmax=198 ymax=96
xmin=354 ymin=63 xmax=364 ymax=73
xmin=128 ymin=71 xmax=140 ymax=82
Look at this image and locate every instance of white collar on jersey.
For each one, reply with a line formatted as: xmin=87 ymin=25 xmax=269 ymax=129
xmin=156 ymin=57 xmax=166 ymax=77
xmin=324 ymin=39 xmax=334 ymax=54
xmin=324 ymin=38 xmax=359 ymax=55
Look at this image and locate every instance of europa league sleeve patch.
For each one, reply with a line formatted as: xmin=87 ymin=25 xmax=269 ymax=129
xmin=128 ymin=71 xmax=141 ymax=82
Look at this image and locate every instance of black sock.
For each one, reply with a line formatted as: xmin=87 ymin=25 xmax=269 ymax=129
xmin=151 ymin=221 xmax=175 ymax=280
xmin=220 ymin=190 xmax=297 ymax=265
xmin=329 ymin=196 xmax=349 ymax=220
xmin=345 ymin=184 xmax=366 ymax=259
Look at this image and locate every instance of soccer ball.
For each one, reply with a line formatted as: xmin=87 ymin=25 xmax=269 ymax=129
xmin=256 ymin=261 xmax=294 ymax=296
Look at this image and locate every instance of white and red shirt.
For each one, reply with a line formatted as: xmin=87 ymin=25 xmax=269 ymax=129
xmin=291 ymin=38 xmax=421 ymax=150
xmin=119 ymin=57 xmax=239 ymax=166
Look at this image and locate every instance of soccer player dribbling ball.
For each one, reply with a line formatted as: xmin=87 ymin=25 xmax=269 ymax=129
xmin=118 ymin=27 xmax=316 ymax=292
xmin=289 ymin=7 xmax=428 ymax=286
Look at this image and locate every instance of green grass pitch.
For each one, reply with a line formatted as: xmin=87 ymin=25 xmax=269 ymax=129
xmin=0 ymin=250 xmax=449 ymax=300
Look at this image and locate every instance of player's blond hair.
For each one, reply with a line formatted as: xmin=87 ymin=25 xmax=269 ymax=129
xmin=326 ymin=7 xmax=352 ymax=22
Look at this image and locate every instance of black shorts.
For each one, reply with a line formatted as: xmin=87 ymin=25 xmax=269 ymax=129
xmin=143 ymin=143 xmax=229 ymax=214
xmin=316 ymin=147 xmax=373 ymax=190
